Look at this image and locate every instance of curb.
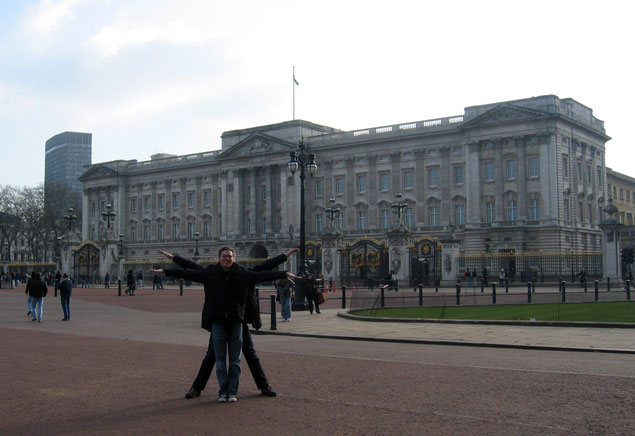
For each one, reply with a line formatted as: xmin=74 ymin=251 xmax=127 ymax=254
xmin=339 ymin=311 xmax=635 ymax=329
xmin=252 ymin=329 xmax=635 ymax=354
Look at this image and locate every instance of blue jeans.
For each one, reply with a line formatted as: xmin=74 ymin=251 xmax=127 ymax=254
xmin=27 ymin=295 xmax=32 ymax=312
xmin=280 ymin=297 xmax=291 ymax=320
xmin=212 ymin=321 xmax=242 ymax=398
xmin=60 ymin=295 xmax=71 ymax=319
xmin=31 ymin=298 xmax=43 ymax=321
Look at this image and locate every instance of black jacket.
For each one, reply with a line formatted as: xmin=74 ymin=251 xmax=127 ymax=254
xmin=165 ymin=260 xmax=286 ymax=331
xmin=171 ymin=254 xmax=288 ymax=330
xmin=26 ymin=278 xmax=48 ymax=298
xmin=58 ymin=278 xmax=73 ymax=297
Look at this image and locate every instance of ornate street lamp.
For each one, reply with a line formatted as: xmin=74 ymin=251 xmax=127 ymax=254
xmin=101 ymin=203 xmax=116 ymax=229
xmin=64 ymin=207 xmax=77 ymax=231
xmin=288 ymin=138 xmax=317 ymax=310
xmin=194 ymin=231 xmax=200 ymax=260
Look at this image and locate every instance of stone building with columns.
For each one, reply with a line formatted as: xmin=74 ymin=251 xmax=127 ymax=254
xmin=78 ymin=95 xmax=610 ymax=285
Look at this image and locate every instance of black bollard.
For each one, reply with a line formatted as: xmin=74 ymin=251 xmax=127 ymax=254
xmin=594 ymin=280 xmax=599 ymax=302
xmin=527 ymin=282 xmax=532 ymax=304
xmin=505 ymin=278 xmax=509 ymax=293
xmin=532 ymin=282 xmax=536 ymax=293
xmin=456 ymin=284 xmax=461 ymax=306
xmin=561 ymin=281 xmax=566 ymax=303
xmin=481 ymin=283 xmax=484 ymax=293
xmin=380 ymin=286 xmax=385 ymax=308
xmin=118 ymin=279 xmax=122 ymax=296
xmin=418 ymin=284 xmax=423 ymax=306
xmin=607 ymin=277 xmax=611 ymax=292
xmin=179 ymin=279 xmax=183 ymax=296
xmin=270 ymin=294 xmax=277 ymax=330
xmin=341 ymin=285 xmax=346 ymax=309
xmin=492 ymin=283 xmax=496 ymax=304
xmin=627 ymin=280 xmax=631 ymax=301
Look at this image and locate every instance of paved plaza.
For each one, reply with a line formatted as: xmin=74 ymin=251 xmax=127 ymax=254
xmin=1 ymin=286 xmax=634 ymax=435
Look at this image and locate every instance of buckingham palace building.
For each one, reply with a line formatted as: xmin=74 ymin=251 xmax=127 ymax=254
xmin=78 ymin=94 xmax=610 ymax=286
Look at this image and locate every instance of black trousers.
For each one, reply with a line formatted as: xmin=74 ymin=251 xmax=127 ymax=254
xmin=307 ymin=294 xmax=320 ymax=314
xmin=192 ymin=324 xmax=269 ymax=391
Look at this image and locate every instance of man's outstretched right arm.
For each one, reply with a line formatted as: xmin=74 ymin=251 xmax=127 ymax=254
xmin=159 ymin=249 xmax=203 ymax=270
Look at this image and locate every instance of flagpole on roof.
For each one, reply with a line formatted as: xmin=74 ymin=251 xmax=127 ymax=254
xmin=293 ymin=66 xmax=299 ymax=120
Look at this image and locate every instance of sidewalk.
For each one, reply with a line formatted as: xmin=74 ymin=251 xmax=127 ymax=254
xmin=258 ymin=308 xmax=635 ymax=354
xmin=2 ymin=288 xmax=634 ymax=353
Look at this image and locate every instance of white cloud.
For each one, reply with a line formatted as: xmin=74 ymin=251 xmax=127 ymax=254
xmin=90 ymin=16 xmax=226 ymax=57
xmin=24 ymin=0 xmax=83 ymax=35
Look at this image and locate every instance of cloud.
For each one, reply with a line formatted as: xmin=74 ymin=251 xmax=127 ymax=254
xmin=24 ymin=0 xmax=83 ymax=35
xmin=90 ymin=16 xmax=226 ymax=57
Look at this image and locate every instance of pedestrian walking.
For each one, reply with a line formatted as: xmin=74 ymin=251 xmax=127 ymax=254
xmin=126 ymin=270 xmax=136 ymax=296
xmin=26 ymin=272 xmax=47 ymax=322
xmin=137 ymin=270 xmax=144 ymax=289
xmin=277 ymin=277 xmax=295 ymax=322
xmin=305 ymin=273 xmax=321 ymax=314
xmin=105 ymin=272 xmax=111 ymax=288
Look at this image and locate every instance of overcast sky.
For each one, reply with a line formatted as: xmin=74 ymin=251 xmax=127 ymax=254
xmin=1 ymin=0 xmax=633 ymax=188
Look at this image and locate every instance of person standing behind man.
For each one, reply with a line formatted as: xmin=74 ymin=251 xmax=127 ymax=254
xmin=156 ymin=247 xmax=298 ymax=403
xmin=59 ymin=273 xmax=73 ymax=321
xmin=26 ymin=272 xmax=47 ymax=322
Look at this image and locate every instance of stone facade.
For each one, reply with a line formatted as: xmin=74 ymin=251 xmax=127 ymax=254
xmin=607 ymin=168 xmax=635 ymax=225
xmin=79 ymin=95 xmax=610 ymax=283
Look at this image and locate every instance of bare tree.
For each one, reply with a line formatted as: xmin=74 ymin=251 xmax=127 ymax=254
xmin=0 ymin=186 xmax=23 ymax=261
xmin=18 ymin=185 xmax=46 ymax=262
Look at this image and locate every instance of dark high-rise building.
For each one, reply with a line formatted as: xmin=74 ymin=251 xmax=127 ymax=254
xmin=45 ymin=131 xmax=92 ymax=199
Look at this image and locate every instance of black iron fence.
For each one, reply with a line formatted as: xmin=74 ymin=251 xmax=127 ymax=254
xmin=459 ymin=250 xmax=603 ymax=283
xmin=349 ymin=280 xmax=634 ymax=313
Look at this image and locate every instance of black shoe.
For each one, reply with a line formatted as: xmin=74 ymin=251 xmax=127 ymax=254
xmin=185 ymin=386 xmax=201 ymax=399
xmin=27 ymin=311 xmax=31 ymax=316
xmin=62 ymin=318 xmax=67 ymax=321
xmin=316 ymin=311 xmax=321 ymax=314
xmin=260 ymin=386 xmax=276 ymax=397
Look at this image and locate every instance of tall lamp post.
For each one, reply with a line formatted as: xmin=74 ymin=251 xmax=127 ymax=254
xmin=288 ymin=138 xmax=317 ymax=310
xmin=119 ymin=233 xmax=125 ymax=256
xmin=64 ymin=207 xmax=77 ymax=231
xmin=194 ymin=231 xmax=200 ymax=260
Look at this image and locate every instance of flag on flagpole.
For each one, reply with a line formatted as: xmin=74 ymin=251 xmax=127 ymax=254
xmin=293 ymin=73 xmax=299 ymax=86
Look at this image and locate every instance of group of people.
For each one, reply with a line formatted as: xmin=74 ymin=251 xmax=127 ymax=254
xmin=24 ymin=271 xmax=73 ymax=322
xmin=154 ymin=246 xmax=301 ymax=403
